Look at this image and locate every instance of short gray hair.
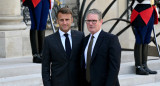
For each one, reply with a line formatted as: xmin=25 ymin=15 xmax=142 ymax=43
xmin=86 ymin=9 xmax=102 ymax=20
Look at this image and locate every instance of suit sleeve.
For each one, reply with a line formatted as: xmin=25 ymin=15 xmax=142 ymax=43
xmin=105 ymin=36 xmax=121 ymax=86
xmin=42 ymin=37 xmax=52 ymax=86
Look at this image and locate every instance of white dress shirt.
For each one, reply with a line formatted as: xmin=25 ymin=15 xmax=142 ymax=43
xmin=59 ymin=29 xmax=72 ymax=51
xmin=84 ymin=29 xmax=102 ymax=66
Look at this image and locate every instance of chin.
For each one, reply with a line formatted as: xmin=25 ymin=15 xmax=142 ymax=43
xmin=90 ymin=31 xmax=95 ymax=34
xmin=64 ymin=29 xmax=69 ymax=32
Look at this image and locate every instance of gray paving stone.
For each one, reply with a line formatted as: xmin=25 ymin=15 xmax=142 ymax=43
xmin=136 ymin=82 xmax=160 ymax=86
xmin=0 ymin=74 xmax=43 ymax=86
xmin=119 ymin=70 xmax=160 ymax=86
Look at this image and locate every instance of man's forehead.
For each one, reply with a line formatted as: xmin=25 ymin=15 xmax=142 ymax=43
xmin=58 ymin=13 xmax=72 ymax=16
xmin=87 ymin=14 xmax=98 ymax=19
xmin=58 ymin=13 xmax=72 ymax=18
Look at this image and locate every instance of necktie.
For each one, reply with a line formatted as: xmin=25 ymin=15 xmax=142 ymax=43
xmin=64 ymin=33 xmax=71 ymax=58
xmin=86 ymin=35 xmax=94 ymax=82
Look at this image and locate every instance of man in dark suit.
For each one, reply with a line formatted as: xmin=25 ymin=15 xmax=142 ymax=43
xmin=81 ymin=9 xmax=121 ymax=86
xmin=42 ymin=7 xmax=84 ymax=86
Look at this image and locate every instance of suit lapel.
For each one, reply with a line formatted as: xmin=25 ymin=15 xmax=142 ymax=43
xmin=54 ymin=30 xmax=66 ymax=57
xmin=81 ymin=35 xmax=90 ymax=64
xmin=83 ymin=35 xmax=90 ymax=51
xmin=91 ymin=30 xmax=104 ymax=63
xmin=70 ymin=30 xmax=76 ymax=59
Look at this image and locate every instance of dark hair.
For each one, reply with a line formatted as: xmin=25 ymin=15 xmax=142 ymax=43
xmin=56 ymin=7 xmax=73 ymax=18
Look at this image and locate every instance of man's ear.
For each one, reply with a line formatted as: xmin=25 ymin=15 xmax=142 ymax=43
xmin=137 ymin=0 xmax=144 ymax=3
xmin=100 ymin=19 xmax=103 ymax=23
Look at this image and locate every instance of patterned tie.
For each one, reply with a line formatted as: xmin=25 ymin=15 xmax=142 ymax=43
xmin=86 ymin=35 xmax=94 ymax=82
xmin=64 ymin=33 xmax=71 ymax=58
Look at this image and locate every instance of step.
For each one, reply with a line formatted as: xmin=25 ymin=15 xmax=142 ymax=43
xmin=0 ymin=63 xmax=41 ymax=78
xmin=0 ymin=56 xmax=32 ymax=65
xmin=121 ymin=51 xmax=134 ymax=63
xmin=0 ymin=56 xmax=43 ymax=86
xmin=136 ymin=82 xmax=160 ymax=86
xmin=0 ymin=51 xmax=159 ymax=86
xmin=119 ymin=59 xmax=160 ymax=75
xmin=0 ymin=56 xmax=41 ymax=78
xmin=121 ymin=51 xmax=159 ymax=63
xmin=0 ymin=74 xmax=43 ymax=86
xmin=119 ymin=70 xmax=160 ymax=86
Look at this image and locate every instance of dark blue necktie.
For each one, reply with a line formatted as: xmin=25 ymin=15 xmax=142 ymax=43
xmin=64 ymin=33 xmax=71 ymax=58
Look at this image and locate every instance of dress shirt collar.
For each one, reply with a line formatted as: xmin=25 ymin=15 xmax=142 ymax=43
xmin=59 ymin=29 xmax=71 ymax=37
xmin=90 ymin=29 xmax=102 ymax=39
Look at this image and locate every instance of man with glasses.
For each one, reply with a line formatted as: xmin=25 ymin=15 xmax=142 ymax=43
xmin=81 ymin=9 xmax=121 ymax=86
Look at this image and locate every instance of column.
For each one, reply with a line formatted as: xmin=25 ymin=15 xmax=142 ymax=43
xmin=0 ymin=0 xmax=31 ymax=58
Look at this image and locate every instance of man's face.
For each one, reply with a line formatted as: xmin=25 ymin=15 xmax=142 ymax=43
xmin=86 ymin=14 xmax=103 ymax=34
xmin=57 ymin=13 xmax=73 ymax=32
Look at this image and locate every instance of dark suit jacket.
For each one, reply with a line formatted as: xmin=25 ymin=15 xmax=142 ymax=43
xmin=42 ymin=30 xmax=84 ymax=86
xmin=81 ymin=30 xmax=121 ymax=86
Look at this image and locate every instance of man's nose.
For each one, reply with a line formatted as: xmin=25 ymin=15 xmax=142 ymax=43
xmin=63 ymin=20 xmax=67 ymax=24
xmin=88 ymin=21 xmax=93 ymax=25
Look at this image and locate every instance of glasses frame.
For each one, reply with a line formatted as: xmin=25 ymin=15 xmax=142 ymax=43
xmin=85 ymin=20 xmax=98 ymax=24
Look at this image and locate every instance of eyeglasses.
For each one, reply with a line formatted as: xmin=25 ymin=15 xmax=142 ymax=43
xmin=85 ymin=20 xmax=98 ymax=24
